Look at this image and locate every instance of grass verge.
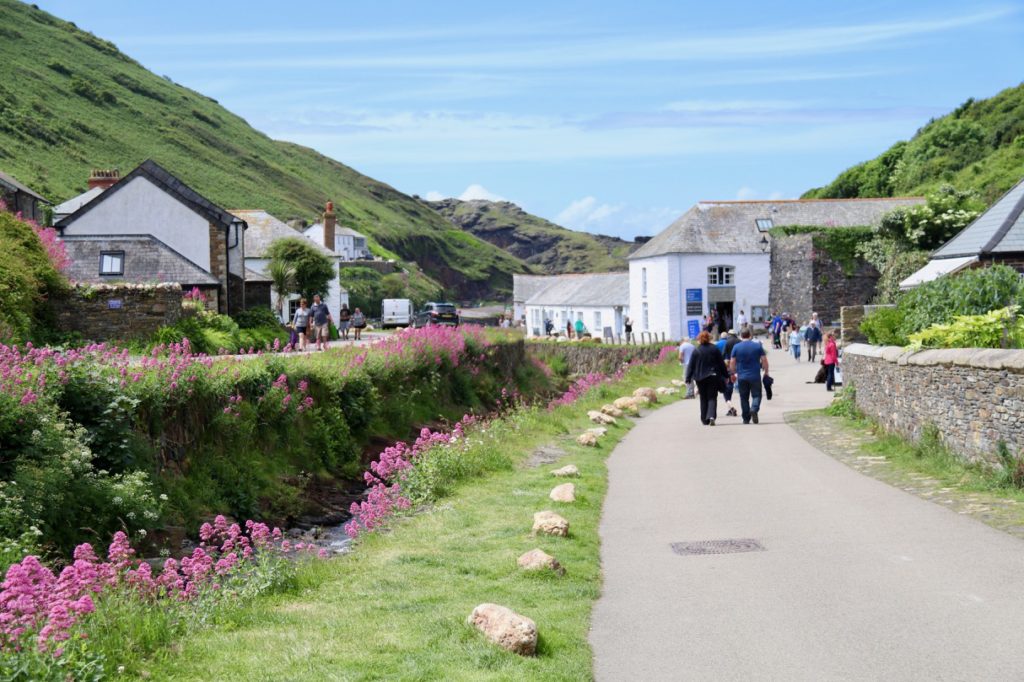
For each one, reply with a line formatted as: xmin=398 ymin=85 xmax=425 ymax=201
xmin=136 ymin=361 xmax=683 ymax=680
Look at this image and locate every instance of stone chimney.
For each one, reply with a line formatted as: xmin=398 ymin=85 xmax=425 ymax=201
xmin=323 ymin=200 xmax=336 ymax=251
xmin=87 ymin=169 xmax=120 ymax=191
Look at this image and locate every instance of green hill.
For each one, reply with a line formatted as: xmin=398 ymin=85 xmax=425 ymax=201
xmin=804 ymin=83 xmax=1024 ymax=203
xmin=0 ymin=0 xmax=531 ymax=300
xmin=427 ymin=198 xmax=635 ymax=274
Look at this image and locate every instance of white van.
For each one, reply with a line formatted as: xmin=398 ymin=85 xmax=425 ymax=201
xmin=380 ymin=299 xmax=414 ymax=328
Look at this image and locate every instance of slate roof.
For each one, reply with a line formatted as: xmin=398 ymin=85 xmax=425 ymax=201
xmin=55 ymin=160 xmax=241 ymax=231
xmin=61 ymin=235 xmax=218 ymax=285
xmin=231 ymin=209 xmax=335 ymax=259
xmin=630 ymin=197 xmax=925 ymax=259
xmin=513 ymin=274 xmax=552 ymax=303
xmin=53 ymin=187 xmax=104 ymax=221
xmin=0 ymin=169 xmax=47 ymax=202
xmin=932 ymin=178 xmax=1024 ymax=258
xmin=523 ymin=272 xmax=629 ymax=307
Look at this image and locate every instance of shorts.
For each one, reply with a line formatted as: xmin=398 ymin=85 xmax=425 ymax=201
xmin=296 ymin=326 xmax=307 ymax=336
xmin=339 ymin=321 xmax=350 ymax=331
xmin=314 ymin=323 xmax=329 ymax=340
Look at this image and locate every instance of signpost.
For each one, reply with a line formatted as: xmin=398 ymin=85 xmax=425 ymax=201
xmin=107 ymin=299 xmax=123 ymax=310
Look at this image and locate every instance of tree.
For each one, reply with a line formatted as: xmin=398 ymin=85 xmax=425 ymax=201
xmin=267 ymin=260 xmax=296 ymax=322
xmin=874 ymin=185 xmax=984 ymax=250
xmin=266 ymin=238 xmax=335 ymax=303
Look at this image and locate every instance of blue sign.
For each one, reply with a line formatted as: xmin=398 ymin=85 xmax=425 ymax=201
xmin=107 ymin=299 xmax=123 ymax=310
xmin=685 ymin=288 xmax=702 ymax=303
xmin=687 ymin=319 xmax=701 ymax=339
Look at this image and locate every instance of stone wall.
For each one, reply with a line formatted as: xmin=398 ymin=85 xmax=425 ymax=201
xmin=843 ymin=343 xmax=1024 ymax=464
xmin=840 ymin=304 xmax=895 ymax=345
xmin=769 ymin=234 xmax=814 ymax=323
xmin=53 ymin=283 xmax=183 ymax=341
xmin=812 ymin=255 xmax=879 ymax=327
xmin=526 ymin=341 xmax=668 ymax=376
xmin=339 ymin=260 xmax=397 ymax=275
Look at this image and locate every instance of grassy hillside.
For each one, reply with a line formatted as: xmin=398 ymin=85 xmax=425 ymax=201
xmin=428 ymin=198 xmax=635 ymax=274
xmin=0 ymin=0 xmax=530 ymax=299
xmin=804 ymin=83 xmax=1024 ymax=203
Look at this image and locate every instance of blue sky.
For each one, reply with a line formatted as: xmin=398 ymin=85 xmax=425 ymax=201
xmin=36 ymin=0 xmax=1024 ymax=239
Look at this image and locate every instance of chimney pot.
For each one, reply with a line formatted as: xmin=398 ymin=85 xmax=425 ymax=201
xmin=87 ymin=168 xmax=120 ymax=191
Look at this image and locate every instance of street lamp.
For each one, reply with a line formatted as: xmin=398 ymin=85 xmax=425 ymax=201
xmin=760 ymin=235 xmax=769 ymax=253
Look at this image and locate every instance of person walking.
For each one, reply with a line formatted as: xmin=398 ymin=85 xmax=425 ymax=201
xmin=566 ymin=319 xmax=573 ymax=338
xmin=338 ymin=305 xmax=352 ymax=340
xmin=309 ymin=294 xmax=333 ymax=351
xmin=729 ymin=328 xmax=770 ymax=424
xmin=823 ymin=332 xmax=839 ymax=392
xmin=678 ymin=337 xmax=696 ymax=399
xmin=292 ymin=298 xmax=311 ymax=352
xmin=722 ymin=329 xmax=740 ymax=417
xmin=804 ymin=319 xmax=822 ymax=362
xmin=624 ymin=317 xmax=633 ymax=344
xmin=770 ymin=312 xmax=784 ymax=349
xmin=737 ymin=309 xmax=748 ymax=332
xmin=574 ymin=317 xmax=586 ymax=339
xmin=685 ymin=331 xmax=728 ymax=426
xmin=351 ymin=307 xmax=366 ymax=341
xmin=788 ymin=325 xmax=802 ymax=361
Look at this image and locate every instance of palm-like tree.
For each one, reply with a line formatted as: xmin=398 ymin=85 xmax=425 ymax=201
xmin=267 ymin=260 xmax=297 ymax=323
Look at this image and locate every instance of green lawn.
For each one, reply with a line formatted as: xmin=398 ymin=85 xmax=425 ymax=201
xmin=137 ymin=363 xmax=682 ymax=681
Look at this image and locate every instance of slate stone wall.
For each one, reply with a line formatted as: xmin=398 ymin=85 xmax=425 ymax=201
xmin=526 ymin=341 xmax=667 ymax=376
xmin=54 ymin=283 xmax=183 ymax=341
xmin=812 ymin=256 xmax=879 ymax=328
xmin=844 ymin=343 xmax=1024 ymax=465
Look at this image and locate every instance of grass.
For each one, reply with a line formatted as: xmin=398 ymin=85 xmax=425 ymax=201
xmin=0 ymin=0 xmax=530 ymax=300
xmin=134 ymin=361 xmax=682 ymax=681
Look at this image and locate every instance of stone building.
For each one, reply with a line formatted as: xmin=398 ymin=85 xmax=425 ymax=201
xmin=630 ymin=197 xmax=922 ymax=340
xmin=55 ymin=161 xmax=250 ymax=315
xmin=902 ymin=176 xmax=1024 ymax=288
xmin=0 ymin=169 xmax=47 ymax=223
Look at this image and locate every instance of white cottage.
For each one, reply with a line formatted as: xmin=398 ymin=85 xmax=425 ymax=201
xmin=630 ymin=198 xmax=923 ymax=341
xmin=231 ymin=209 xmax=348 ymax=323
xmin=303 ymin=203 xmax=371 ymax=260
xmin=522 ymin=272 xmax=629 ymax=339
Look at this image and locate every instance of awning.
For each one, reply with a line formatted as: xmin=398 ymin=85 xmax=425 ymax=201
xmin=899 ymin=256 xmax=978 ymax=290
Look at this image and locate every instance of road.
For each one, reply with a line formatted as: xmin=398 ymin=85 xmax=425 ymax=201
xmin=591 ymin=344 xmax=1024 ymax=681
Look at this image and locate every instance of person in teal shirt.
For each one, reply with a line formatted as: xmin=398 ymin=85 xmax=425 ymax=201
xmin=574 ymin=318 xmax=586 ymax=339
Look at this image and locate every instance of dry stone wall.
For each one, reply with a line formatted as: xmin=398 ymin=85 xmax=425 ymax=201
xmin=843 ymin=343 xmax=1024 ymax=464
xmin=53 ymin=283 xmax=183 ymax=341
xmin=526 ymin=342 xmax=666 ymax=376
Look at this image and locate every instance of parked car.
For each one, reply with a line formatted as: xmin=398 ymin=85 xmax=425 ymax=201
xmin=381 ymin=298 xmax=414 ymax=328
xmin=413 ymin=302 xmax=460 ymax=328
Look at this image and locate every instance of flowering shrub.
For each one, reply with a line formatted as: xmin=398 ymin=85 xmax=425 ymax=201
xmin=0 ymin=517 xmax=325 ymax=678
xmin=0 ymin=208 xmax=68 ymax=342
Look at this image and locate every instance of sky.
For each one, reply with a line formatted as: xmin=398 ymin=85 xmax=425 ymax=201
xmin=35 ymin=0 xmax=1024 ymax=240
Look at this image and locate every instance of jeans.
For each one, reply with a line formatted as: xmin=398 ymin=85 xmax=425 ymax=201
xmin=696 ymin=376 xmax=720 ymax=424
xmin=825 ymin=363 xmax=836 ymax=391
xmin=791 ymin=344 xmax=801 ymax=360
xmin=737 ymin=377 xmax=762 ymax=422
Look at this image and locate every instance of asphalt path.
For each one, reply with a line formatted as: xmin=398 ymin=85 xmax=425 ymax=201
xmin=591 ymin=343 xmax=1024 ymax=681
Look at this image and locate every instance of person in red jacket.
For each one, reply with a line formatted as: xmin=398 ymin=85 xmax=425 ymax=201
xmin=823 ymin=332 xmax=839 ymax=392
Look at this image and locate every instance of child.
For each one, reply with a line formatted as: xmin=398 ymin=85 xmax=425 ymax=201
xmin=789 ymin=326 xmax=802 ymax=361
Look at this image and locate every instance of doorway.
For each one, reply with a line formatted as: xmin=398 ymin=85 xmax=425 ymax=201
xmin=714 ymin=301 xmax=734 ymax=334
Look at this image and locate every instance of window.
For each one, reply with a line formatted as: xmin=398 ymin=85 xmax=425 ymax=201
xmin=755 ymin=218 xmax=773 ymax=231
xmin=593 ymin=310 xmax=602 ymax=331
xmin=641 ymin=267 xmax=648 ymax=297
xmin=642 ymin=302 xmax=649 ymax=330
xmin=707 ymin=265 xmax=734 ymax=286
xmin=99 ymin=251 xmax=124 ymax=276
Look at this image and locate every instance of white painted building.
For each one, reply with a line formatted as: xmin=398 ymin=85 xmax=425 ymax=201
xmin=522 ymin=272 xmax=629 ymax=339
xmin=512 ymin=274 xmax=553 ymax=326
xmin=303 ymin=212 xmax=370 ymax=261
xmin=630 ymin=198 xmax=924 ymax=341
xmin=231 ymin=209 xmax=348 ymax=324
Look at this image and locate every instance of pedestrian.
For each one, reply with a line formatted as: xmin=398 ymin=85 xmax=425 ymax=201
xmin=566 ymin=319 xmax=573 ymax=338
xmin=737 ymin=309 xmax=748 ymax=332
xmin=781 ymin=314 xmax=791 ymax=352
xmin=685 ymin=330 xmax=728 ymax=426
xmin=804 ymin=320 xmax=822 ymax=362
xmin=770 ymin=312 xmax=784 ymax=349
xmin=823 ymin=332 xmax=839 ymax=392
xmin=729 ymin=327 xmax=770 ymax=424
xmin=338 ymin=305 xmax=351 ymax=340
xmin=351 ymin=307 xmax=366 ymax=341
xmin=624 ymin=317 xmax=633 ymax=344
xmin=544 ymin=318 xmax=554 ymax=336
xmin=716 ymin=331 xmax=728 ymax=355
xmin=574 ymin=317 xmax=586 ymax=339
xmin=724 ymin=328 xmax=741 ymax=359
xmin=292 ymin=298 xmax=311 ymax=352
xmin=309 ymin=294 xmax=332 ymax=351
xmin=722 ymin=329 xmax=740 ymax=417
xmin=678 ymin=336 xmax=696 ymax=399
xmin=788 ymin=325 xmax=802 ymax=361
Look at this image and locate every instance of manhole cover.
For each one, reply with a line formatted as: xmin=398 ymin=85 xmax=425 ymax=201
xmin=670 ymin=539 xmax=765 ymax=556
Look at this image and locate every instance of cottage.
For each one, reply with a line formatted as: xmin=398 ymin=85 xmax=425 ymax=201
xmin=232 ymin=208 xmax=348 ymax=323
xmin=0 ymin=169 xmax=48 ymax=223
xmin=902 ymin=177 xmax=1024 ymax=288
xmin=303 ymin=203 xmax=371 ymax=260
xmin=630 ymin=197 xmax=923 ymax=340
xmin=512 ymin=274 xmax=553 ymax=325
xmin=521 ymin=272 xmax=629 ymax=339
xmin=55 ymin=161 xmax=249 ymax=315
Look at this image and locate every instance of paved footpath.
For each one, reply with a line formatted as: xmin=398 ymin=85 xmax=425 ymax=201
xmin=591 ymin=344 xmax=1024 ymax=681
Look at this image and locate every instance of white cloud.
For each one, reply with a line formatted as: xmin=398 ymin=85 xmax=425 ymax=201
xmin=557 ymin=197 xmax=624 ymax=229
xmin=458 ymin=184 xmax=506 ymax=202
xmin=552 ymin=199 xmax=679 ymax=240
xmin=423 ymin=190 xmax=446 ymax=201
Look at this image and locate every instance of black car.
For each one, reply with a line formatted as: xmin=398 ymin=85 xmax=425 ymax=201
xmin=413 ymin=302 xmax=460 ymax=328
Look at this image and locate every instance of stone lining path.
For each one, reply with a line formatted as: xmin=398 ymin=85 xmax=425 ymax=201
xmin=591 ymin=345 xmax=1024 ymax=680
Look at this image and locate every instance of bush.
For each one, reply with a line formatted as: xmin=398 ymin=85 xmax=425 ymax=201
xmin=908 ymin=306 xmax=1024 ymax=349
xmin=860 ymin=307 xmax=908 ymax=346
xmin=895 ymin=264 xmax=1024 ymax=338
xmin=0 ymin=209 xmax=68 ymax=342
xmin=233 ymin=306 xmax=281 ymax=329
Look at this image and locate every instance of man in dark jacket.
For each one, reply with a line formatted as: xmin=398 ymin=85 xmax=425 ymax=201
xmin=685 ymin=330 xmax=729 ymax=426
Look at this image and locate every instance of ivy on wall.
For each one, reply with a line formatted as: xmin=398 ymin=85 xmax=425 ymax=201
xmin=769 ymin=225 xmax=875 ymax=276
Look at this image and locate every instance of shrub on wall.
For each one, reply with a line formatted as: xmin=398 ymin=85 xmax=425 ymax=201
xmin=895 ymin=264 xmax=1024 ymax=338
xmin=909 ymin=306 xmax=1024 ymax=349
xmin=0 ymin=209 xmax=68 ymax=341
xmin=860 ymin=307 xmax=909 ymax=346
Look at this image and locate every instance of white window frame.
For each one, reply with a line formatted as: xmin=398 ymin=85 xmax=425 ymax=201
xmin=642 ymin=302 xmax=649 ymax=330
xmin=99 ymin=251 xmax=124 ymax=276
xmin=641 ymin=267 xmax=647 ymax=297
xmin=707 ymin=265 xmax=734 ymax=287
xmin=755 ymin=218 xmax=774 ymax=231
xmin=593 ymin=310 xmax=602 ymax=331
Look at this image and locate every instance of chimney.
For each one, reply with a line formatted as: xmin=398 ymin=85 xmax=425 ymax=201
xmin=87 ymin=169 xmax=120 ymax=191
xmin=323 ymin=200 xmax=336 ymax=251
